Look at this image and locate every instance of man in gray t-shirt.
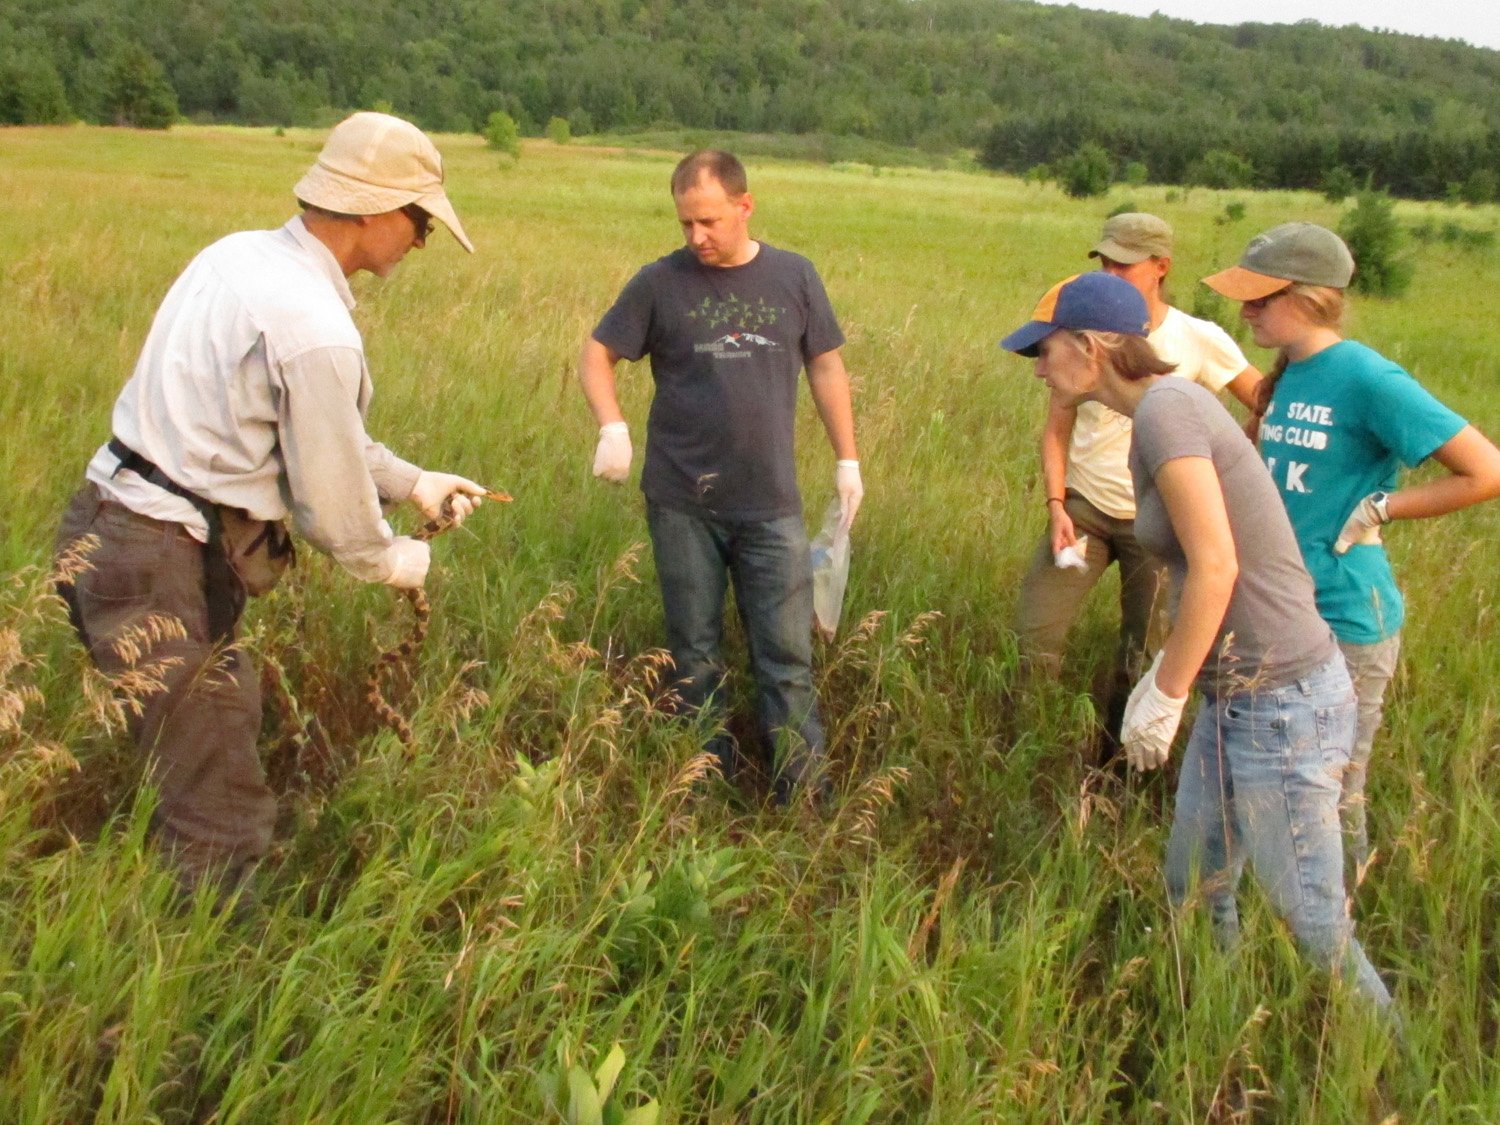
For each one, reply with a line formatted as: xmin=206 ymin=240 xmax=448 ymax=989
xmin=579 ymin=150 xmax=863 ymax=801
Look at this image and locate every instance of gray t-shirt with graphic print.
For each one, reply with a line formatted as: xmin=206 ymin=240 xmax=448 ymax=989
xmin=1129 ymin=378 xmax=1335 ymax=693
xmin=593 ymin=244 xmax=844 ymax=520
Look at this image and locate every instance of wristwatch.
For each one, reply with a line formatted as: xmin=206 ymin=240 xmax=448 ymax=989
xmin=1369 ymin=491 xmax=1391 ymax=524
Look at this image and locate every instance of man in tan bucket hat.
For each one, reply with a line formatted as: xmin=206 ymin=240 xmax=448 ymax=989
xmin=54 ymin=111 xmax=485 ymax=910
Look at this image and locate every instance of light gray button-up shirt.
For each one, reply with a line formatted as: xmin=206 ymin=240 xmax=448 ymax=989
xmin=87 ymin=216 xmax=423 ymax=584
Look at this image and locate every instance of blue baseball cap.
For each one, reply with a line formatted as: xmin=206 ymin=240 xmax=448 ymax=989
xmin=1001 ymin=272 xmax=1150 ymax=357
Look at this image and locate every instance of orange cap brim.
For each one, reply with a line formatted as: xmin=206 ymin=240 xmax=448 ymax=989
xmin=1201 ymin=266 xmax=1290 ymax=301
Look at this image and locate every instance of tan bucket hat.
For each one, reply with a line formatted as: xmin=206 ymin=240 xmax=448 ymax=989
xmin=294 ymin=111 xmax=474 ymax=252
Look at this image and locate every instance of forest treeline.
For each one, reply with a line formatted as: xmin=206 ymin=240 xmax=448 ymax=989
xmin=2 ymin=0 xmax=1498 ymax=199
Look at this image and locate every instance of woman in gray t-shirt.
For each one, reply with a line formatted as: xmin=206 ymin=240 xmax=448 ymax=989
xmin=1002 ymin=272 xmax=1394 ymax=1011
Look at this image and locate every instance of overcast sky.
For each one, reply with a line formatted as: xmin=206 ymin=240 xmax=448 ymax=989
xmin=1029 ymin=1 xmax=1500 ymax=52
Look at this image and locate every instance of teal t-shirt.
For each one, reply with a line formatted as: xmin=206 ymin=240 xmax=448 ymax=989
xmin=1260 ymin=340 xmax=1465 ymax=644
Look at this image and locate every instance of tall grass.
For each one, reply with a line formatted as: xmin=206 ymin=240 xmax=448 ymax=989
xmin=2 ymin=125 xmax=1498 ymax=1120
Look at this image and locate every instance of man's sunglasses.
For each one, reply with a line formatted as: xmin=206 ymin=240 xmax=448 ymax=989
xmin=401 ymin=203 xmax=434 ymax=242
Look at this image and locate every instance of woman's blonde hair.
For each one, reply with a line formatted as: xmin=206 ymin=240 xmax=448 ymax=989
xmin=1070 ymin=330 xmax=1177 ymax=381
xmin=1256 ymin=283 xmax=1346 ymax=414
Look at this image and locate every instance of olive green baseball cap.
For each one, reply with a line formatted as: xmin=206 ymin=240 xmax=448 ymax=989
xmin=1202 ymin=222 xmax=1353 ymax=300
xmin=1089 ymin=212 xmax=1173 ymax=264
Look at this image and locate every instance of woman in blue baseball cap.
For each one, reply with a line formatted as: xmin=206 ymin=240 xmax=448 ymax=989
xmin=1013 ymin=216 xmax=1263 ymax=769
xmin=1205 ymin=223 xmax=1500 ymax=875
xmin=1004 ymin=271 xmax=1395 ymax=1012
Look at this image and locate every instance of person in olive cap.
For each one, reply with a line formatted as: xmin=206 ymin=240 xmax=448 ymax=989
xmin=1015 ymin=212 xmax=1262 ymax=763
xmin=54 ymin=111 xmax=489 ymax=905
xmin=1205 ymin=222 xmax=1500 ymax=874
xmin=1003 ymin=270 xmax=1396 ymax=1013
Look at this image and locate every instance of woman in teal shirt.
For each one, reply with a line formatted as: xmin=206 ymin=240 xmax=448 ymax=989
xmin=1205 ymin=223 xmax=1500 ymax=872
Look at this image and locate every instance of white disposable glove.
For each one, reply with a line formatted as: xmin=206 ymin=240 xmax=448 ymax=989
xmin=593 ymin=421 xmax=632 ymax=483
xmin=1333 ymin=492 xmax=1390 ymax=555
xmin=836 ymin=459 xmax=863 ymax=530
xmin=1054 ymin=535 xmax=1089 ymax=571
xmin=383 ymin=537 xmax=431 ymax=589
xmin=1119 ymin=652 xmax=1188 ymax=771
xmin=411 ymin=471 xmax=487 ymax=526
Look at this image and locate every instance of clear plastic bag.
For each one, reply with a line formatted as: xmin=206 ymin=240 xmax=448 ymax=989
xmin=809 ymin=498 xmax=850 ymax=639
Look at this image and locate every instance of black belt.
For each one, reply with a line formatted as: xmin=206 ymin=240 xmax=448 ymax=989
xmin=107 ymin=437 xmax=238 ymax=644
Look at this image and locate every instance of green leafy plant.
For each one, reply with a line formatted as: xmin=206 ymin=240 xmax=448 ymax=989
xmin=536 ymin=1042 xmax=660 ymax=1125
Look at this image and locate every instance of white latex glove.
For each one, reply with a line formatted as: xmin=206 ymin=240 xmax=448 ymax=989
xmin=836 ymin=459 xmax=863 ymax=530
xmin=1054 ymin=535 xmax=1090 ymax=571
xmin=1119 ymin=652 xmax=1188 ymax=771
xmin=1333 ymin=493 xmax=1389 ymax=555
xmin=411 ymin=470 xmax=486 ymax=525
xmin=593 ymin=421 xmax=632 ymax=483
xmin=383 ymin=536 xmax=431 ymax=589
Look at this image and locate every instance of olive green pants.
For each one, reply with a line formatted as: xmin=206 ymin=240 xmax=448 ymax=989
xmin=1014 ymin=490 xmax=1168 ymax=745
xmin=56 ymin=484 xmax=274 ymax=894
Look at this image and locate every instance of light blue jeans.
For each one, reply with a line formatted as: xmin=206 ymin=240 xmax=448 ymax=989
xmin=1165 ymin=652 xmax=1393 ymax=1009
xmin=646 ymin=502 xmax=825 ymax=792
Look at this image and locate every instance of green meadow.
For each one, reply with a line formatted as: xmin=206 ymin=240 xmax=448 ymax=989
xmin=3 ymin=124 xmax=1500 ymax=1122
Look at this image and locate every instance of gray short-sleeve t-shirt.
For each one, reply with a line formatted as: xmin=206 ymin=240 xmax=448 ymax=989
xmin=1129 ymin=379 xmax=1335 ymax=692
xmin=592 ymin=244 xmax=845 ymax=520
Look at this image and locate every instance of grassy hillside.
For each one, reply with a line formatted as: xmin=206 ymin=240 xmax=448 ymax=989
xmin=2 ymin=125 xmax=1499 ymax=1120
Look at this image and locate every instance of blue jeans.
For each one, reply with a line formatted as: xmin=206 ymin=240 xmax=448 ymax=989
xmin=1165 ymin=652 xmax=1393 ymax=1009
xmin=646 ymin=502 xmax=825 ymax=788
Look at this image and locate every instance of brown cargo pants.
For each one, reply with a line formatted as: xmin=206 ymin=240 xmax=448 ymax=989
xmin=55 ymin=484 xmax=275 ymax=894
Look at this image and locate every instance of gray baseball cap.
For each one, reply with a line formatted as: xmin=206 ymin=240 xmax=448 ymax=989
xmin=1089 ymin=212 xmax=1173 ymax=264
xmin=1202 ymin=222 xmax=1353 ymax=300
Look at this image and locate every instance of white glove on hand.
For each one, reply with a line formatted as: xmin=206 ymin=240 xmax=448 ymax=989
xmin=1119 ymin=653 xmax=1188 ymax=771
xmin=383 ymin=537 xmax=431 ymax=589
xmin=836 ymin=460 xmax=863 ymax=530
xmin=1333 ymin=493 xmax=1389 ymax=555
xmin=411 ymin=471 xmax=486 ymax=525
xmin=593 ymin=422 xmax=632 ymax=483
xmin=1054 ymin=535 xmax=1089 ymax=571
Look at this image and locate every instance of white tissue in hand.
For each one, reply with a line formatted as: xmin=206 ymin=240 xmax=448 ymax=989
xmin=1054 ymin=535 xmax=1089 ymax=571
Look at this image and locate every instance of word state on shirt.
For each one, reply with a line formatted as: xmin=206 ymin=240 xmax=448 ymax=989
xmin=1262 ymin=399 xmax=1335 ymax=493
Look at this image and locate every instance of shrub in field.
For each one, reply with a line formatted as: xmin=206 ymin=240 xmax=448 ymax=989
xmin=1340 ymin=190 xmax=1414 ymax=297
xmin=102 ymin=43 xmax=177 ymax=129
xmin=1321 ymin=165 xmax=1358 ymax=203
xmin=1107 ymin=199 xmax=1138 ymax=218
xmin=1057 ymin=142 xmax=1112 ymax=199
xmin=484 ymin=110 xmax=521 ymax=159
xmin=1460 ymin=168 xmax=1497 ymax=206
xmin=1188 ymin=149 xmax=1254 ymax=189
xmin=1217 ymin=200 xmax=1247 ymax=225
xmin=1411 ymin=218 xmax=1497 ymax=253
xmin=1189 ymin=286 xmax=1246 ymax=344
xmin=546 ymin=115 xmax=571 ymax=145
xmin=1123 ymin=160 xmax=1148 ymax=186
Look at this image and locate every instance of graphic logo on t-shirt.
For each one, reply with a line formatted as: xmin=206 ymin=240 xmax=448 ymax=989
xmin=1262 ymin=399 xmax=1335 ymax=494
xmin=688 ymin=293 xmax=785 ymax=357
